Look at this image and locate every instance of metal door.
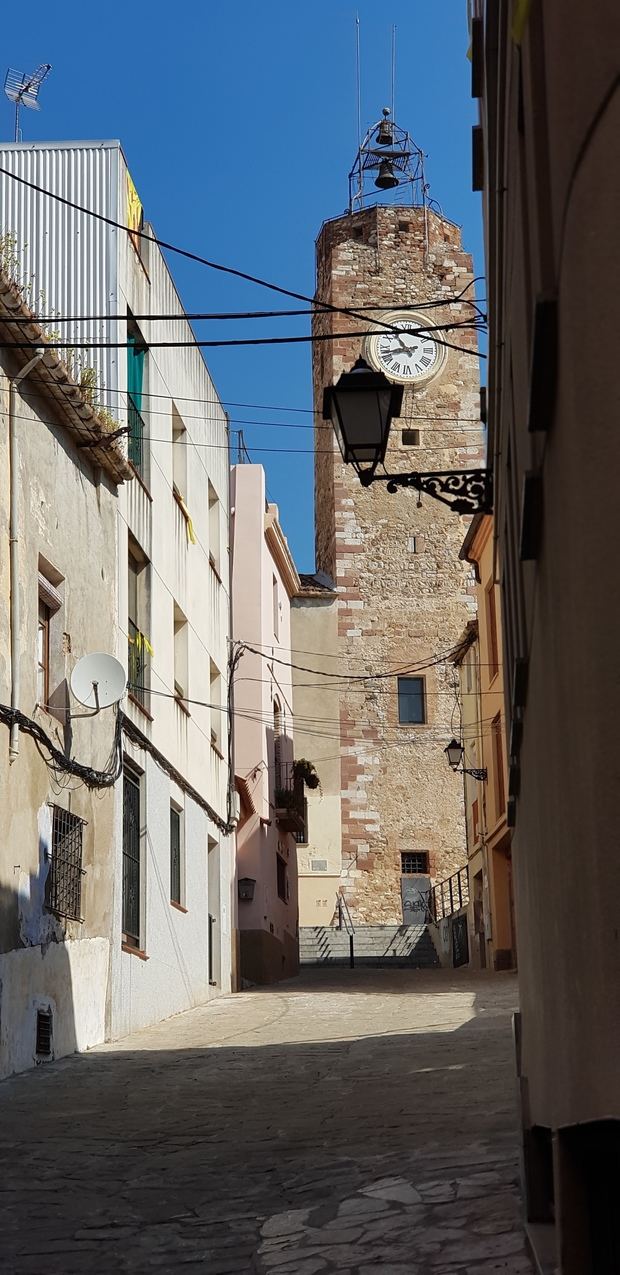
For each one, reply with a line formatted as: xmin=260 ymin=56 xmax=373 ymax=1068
xmin=401 ymin=874 xmax=430 ymax=925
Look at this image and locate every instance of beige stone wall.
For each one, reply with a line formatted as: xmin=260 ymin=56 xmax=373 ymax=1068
xmin=313 ymin=205 xmax=483 ymax=924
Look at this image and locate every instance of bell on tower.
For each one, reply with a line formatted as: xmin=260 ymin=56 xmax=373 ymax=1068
xmin=376 ymin=107 xmax=394 ymax=146
xmin=348 ymin=108 xmax=427 ymax=212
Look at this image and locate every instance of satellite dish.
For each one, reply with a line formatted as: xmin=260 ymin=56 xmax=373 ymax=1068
xmin=70 ymin=653 xmax=127 ymax=711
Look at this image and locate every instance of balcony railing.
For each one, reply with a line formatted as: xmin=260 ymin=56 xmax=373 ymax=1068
xmin=127 ymin=393 xmax=145 ymax=475
xmin=428 ymin=865 xmax=470 ymax=923
xmin=128 ymin=619 xmax=149 ymax=707
xmin=274 ymin=769 xmax=306 ymax=835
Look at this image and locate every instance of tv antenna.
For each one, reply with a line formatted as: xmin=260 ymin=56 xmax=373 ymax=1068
xmin=69 ymin=653 xmax=127 ymax=719
xmin=4 ymin=64 xmax=52 ymax=143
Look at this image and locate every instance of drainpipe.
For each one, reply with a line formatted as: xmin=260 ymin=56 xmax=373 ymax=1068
xmin=8 ymin=349 xmax=45 ymax=761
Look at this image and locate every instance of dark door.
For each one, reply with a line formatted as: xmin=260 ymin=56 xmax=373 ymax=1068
xmin=401 ymin=874 xmax=430 ymax=925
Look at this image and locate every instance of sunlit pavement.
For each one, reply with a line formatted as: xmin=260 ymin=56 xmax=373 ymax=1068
xmin=0 ymin=968 xmax=534 ymax=1273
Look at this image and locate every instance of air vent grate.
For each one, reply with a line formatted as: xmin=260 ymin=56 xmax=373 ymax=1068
xmin=36 ymin=1009 xmax=52 ymax=1057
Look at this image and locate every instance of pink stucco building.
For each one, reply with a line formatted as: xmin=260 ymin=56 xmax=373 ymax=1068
xmin=230 ymin=465 xmax=302 ymax=984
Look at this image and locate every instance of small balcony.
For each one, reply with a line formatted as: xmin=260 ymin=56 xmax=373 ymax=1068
xmin=127 ymin=394 xmax=146 ymax=476
xmin=274 ymin=772 xmax=306 ymax=835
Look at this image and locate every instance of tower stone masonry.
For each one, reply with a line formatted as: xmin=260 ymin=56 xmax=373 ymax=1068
xmin=313 ymin=203 xmax=482 ymax=924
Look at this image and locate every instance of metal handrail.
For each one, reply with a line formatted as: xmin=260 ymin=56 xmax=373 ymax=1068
xmin=336 ymin=891 xmax=355 ymax=968
xmin=429 ymin=865 xmax=469 ymax=923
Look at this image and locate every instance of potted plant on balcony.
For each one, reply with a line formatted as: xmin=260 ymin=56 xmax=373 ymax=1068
xmin=294 ymin=759 xmax=321 ymax=791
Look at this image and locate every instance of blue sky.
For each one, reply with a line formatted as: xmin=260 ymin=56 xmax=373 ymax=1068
xmin=3 ymin=1 xmax=482 ymax=572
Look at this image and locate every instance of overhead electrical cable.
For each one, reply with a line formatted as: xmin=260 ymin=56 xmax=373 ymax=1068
xmin=0 ymin=164 xmax=484 ymax=340
xmin=0 ymin=323 xmax=485 ymax=357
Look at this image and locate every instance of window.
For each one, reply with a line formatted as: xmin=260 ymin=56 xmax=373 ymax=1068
xmin=472 ymin=798 xmax=480 ymax=843
xmin=407 ymin=536 xmax=417 ymax=554
xmin=173 ymin=602 xmax=188 ymax=704
xmin=170 ymin=804 xmax=182 ymax=905
xmin=294 ymin=798 xmax=308 ymax=845
xmin=401 ymin=852 xmax=429 ymax=875
xmin=127 ymin=316 xmax=147 ymax=478
xmin=37 ymin=600 xmax=51 ymax=706
xmin=397 ymin=676 xmax=426 ymax=724
xmin=35 ymin=1009 xmax=53 ymax=1057
xmin=210 ymin=660 xmax=222 ymax=752
xmin=45 ymin=806 xmax=86 ymax=920
xmin=127 ymin=541 xmax=151 ymax=710
xmin=492 ymin=714 xmax=506 ymax=817
xmin=486 ymin=583 xmax=500 ymax=679
xmin=273 ymin=574 xmax=280 ymax=639
xmin=276 ymin=853 xmax=288 ymax=902
xmin=398 ymin=220 xmax=410 ymax=233
xmin=273 ymin=699 xmax=286 ymax=791
xmin=122 ymin=765 xmax=142 ymax=947
xmin=37 ymin=563 xmax=63 ymax=710
xmin=402 ymin=429 xmax=420 ymax=447
xmin=172 ymin=404 xmax=187 ymax=501
xmin=208 ymin=482 xmax=220 ymax=575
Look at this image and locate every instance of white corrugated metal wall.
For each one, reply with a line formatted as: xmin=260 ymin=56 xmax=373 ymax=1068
xmin=0 ymin=142 xmax=120 ymax=412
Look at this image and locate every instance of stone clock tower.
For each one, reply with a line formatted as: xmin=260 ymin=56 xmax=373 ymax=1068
xmin=311 ymin=192 xmax=483 ymax=925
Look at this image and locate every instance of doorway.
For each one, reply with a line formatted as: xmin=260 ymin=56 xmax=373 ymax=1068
xmin=207 ymin=837 xmax=221 ymax=988
xmin=400 ymin=852 xmax=430 ymax=925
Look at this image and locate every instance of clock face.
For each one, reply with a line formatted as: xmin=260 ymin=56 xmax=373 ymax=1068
xmin=366 ymin=313 xmax=445 ymax=384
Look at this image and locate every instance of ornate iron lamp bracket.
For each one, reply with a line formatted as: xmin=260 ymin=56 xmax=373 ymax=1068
xmin=362 ymin=467 xmax=493 ymax=515
xmin=462 ymin=766 xmax=488 ymax=781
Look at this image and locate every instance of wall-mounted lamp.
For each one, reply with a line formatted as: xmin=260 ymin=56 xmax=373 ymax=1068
xmin=238 ymin=877 xmax=256 ymax=902
xmin=444 ymin=738 xmax=487 ymax=781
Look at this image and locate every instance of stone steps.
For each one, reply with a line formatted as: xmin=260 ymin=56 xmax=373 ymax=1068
xmin=299 ymin=924 xmax=439 ymax=968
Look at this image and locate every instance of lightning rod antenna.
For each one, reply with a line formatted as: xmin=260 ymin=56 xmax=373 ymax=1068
xmin=391 ymin=25 xmax=396 ymax=122
xmin=356 ymin=13 xmax=362 ymax=156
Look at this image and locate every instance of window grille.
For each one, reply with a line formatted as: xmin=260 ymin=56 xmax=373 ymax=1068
xmin=46 ymin=807 xmax=86 ymax=921
xmin=36 ymin=1009 xmax=53 ymax=1056
xmin=123 ymin=768 xmax=141 ymax=944
xmin=170 ymin=806 xmax=181 ymax=904
xmin=401 ymin=851 xmax=429 ymax=875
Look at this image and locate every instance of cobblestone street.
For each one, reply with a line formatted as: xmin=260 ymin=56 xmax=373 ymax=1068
xmin=0 ymin=969 xmax=533 ymax=1274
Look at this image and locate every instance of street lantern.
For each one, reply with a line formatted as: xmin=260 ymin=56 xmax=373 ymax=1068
xmin=323 ymin=358 xmax=493 ymax=513
xmin=444 ymin=738 xmax=487 ymax=781
xmin=322 ymin=357 xmax=403 ymax=484
xmin=445 ymin=738 xmax=464 ymax=770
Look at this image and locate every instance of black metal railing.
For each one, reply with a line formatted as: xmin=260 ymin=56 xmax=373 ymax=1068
xmin=127 ymin=393 xmax=145 ymax=475
xmin=122 ymin=770 xmax=141 ymax=944
xmin=428 ymin=865 xmax=470 ymax=923
xmin=274 ymin=763 xmax=306 ymax=828
xmin=337 ymin=890 xmax=356 ymax=968
xmin=128 ymin=618 xmax=148 ymax=706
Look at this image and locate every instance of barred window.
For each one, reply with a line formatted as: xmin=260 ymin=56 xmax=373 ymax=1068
xmin=401 ymin=851 xmax=429 ymax=875
xmin=46 ymin=807 xmax=86 ymax=921
xmin=170 ymin=805 xmax=182 ymax=904
xmin=123 ymin=765 xmax=142 ymax=946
